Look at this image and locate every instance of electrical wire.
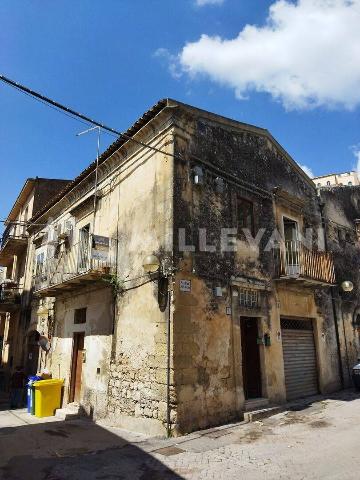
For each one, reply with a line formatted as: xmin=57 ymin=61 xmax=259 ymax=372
xmin=11 ymin=84 xmax=117 ymax=139
xmin=0 ymin=74 xmax=178 ymax=158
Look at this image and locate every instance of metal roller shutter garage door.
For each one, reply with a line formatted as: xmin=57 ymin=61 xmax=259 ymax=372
xmin=281 ymin=318 xmax=319 ymax=401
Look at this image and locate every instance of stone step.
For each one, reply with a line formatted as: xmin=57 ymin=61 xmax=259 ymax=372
xmin=55 ymin=402 xmax=80 ymax=421
xmin=244 ymin=406 xmax=283 ymax=423
xmin=244 ymin=398 xmax=269 ymax=411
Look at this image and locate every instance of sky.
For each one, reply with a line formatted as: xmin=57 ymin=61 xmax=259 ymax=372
xmin=1 ymin=0 xmax=360 ymax=226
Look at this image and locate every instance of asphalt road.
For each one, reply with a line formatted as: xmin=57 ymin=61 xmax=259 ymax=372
xmin=0 ymin=390 xmax=359 ymax=479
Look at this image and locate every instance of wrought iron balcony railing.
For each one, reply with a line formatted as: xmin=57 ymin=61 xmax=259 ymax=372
xmin=1 ymin=224 xmax=27 ymax=249
xmin=33 ymin=234 xmax=117 ymax=295
xmin=0 ymin=224 xmax=28 ymax=268
xmin=274 ymin=240 xmax=335 ymax=285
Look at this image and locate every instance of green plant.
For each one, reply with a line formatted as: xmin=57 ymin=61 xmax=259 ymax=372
xmin=103 ymin=274 xmax=125 ymax=297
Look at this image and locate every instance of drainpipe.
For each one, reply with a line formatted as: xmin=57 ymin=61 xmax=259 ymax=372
xmin=166 ymin=282 xmax=172 ymax=438
xmin=319 ymin=198 xmax=345 ymax=388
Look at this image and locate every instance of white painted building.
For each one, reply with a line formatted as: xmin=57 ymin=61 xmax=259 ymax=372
xmin=314 ymin=171 xmax=359 ymax=188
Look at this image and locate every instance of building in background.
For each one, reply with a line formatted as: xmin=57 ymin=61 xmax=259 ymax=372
xmin=0 ymin=177 xmax=70 ymax=386
xmin=314 ymin=171 xmax=359 ymax=188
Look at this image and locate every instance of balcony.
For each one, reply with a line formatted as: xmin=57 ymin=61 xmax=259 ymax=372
xmin=0 ymin=225 xmax=28 ymax=267
xmin=274 ymin=240 xmax=335 ymax=285
xmin=0 ymin=282 xmax=21 ymax=312
xmin=33 ymin=234 xmax=118 ymax=296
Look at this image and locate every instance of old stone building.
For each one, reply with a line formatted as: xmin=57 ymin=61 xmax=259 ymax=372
xmin=4 ymin=100 xmax=359 ymax=436
xmin=170 ymin=104 xmax=342 ymax=433
xmin=0 ymin=177 xmax=70 ymax=384
xmin=319 ymin=186 xmax=360 ymax=385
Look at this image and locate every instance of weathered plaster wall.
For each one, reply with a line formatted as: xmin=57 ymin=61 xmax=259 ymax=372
xmin=173 ymin=270 xmax=236 ymax=433
xmin=321 ymin=187 xmax=360 ymax=382
xmin=50 ymin=287 xmax=113 ymax=418
xmin=278 ymin=286 xmax=341 ymax=394
xmin=106 ymin=127 xmax=175 ymax=436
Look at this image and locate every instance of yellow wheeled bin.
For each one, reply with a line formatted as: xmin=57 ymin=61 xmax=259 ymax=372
xmin=33 ymin=379 xmax=64 ymax=417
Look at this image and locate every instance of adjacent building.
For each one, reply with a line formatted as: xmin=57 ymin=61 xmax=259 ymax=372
xmin=1 ymin=100 xmax=359 ymax=436
xmin=314 ymin=171 xmax=359 ymax=188
xmin=0 ymin=178 xmax=70 ymax=385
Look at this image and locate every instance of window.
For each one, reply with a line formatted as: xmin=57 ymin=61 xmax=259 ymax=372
xmin=74 ymin=307 xmax=87 ymax=324
xmin=326 ymin=181 xmax=331 ymax=186
xmin=35 ymin=252 xmax=44 ymax=276
xmin=239 ymin=288 xmax=260 ymax=308
xmin=348 ymin=182 xmax=353 ymax=186
xmin=283 ymin=218 xmax=299 ymax=242
xmin=237 ymin=197 xmax=254 ymax=235
xmin=317 ymin=183 xmax=321 ymax=187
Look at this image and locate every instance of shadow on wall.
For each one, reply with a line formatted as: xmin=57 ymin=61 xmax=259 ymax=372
xmin=0 ymin=417 xmax=185 ymax=480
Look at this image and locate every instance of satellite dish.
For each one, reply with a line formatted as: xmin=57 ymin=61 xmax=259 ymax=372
xmin=38 ymin=335 xmax=51 ymax=352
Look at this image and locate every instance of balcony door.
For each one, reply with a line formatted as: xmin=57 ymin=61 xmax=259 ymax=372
xmin=78 ymin=225 xmax=90 ymax=273
xmin=283 ymin=218 xmax=300 ymax=275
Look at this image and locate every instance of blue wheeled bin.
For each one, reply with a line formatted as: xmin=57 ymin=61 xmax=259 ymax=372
xmin=27 ymin=376 xmax=42 ymax=414
xmin=353 ymin=359 xmax=360 ymax=391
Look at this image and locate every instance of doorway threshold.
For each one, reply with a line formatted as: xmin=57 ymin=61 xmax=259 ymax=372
xmin=245 ymin=398 xmax=269 ymax=411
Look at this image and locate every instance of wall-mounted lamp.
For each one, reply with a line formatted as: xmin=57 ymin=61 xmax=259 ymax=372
xmin=214 ymin=286 xmax=223 ymax=297
xmin=142 ymin=254 xmax=161 ymax=274
xmin=214 ymin=177 xmax=224 ymax=194
xmin=214 ymin=285 xmax=229 ymax=298
xmin=341 ymin=280 xmax=354 ymax=293
xmin=193 ymin=166 xmax=204 ymax=185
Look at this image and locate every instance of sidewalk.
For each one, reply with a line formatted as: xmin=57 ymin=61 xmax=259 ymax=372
xmin=0 ymin=389 xmax=359 ymax=479
xmin=0 ymin=407 xmax=61 ymax=428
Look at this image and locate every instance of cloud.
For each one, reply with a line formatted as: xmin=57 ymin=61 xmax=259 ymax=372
xmin=177 ymin=0 xmax=360 ymax=110
xmin=351 ymin=145 xmax=360 ymax=173
xmin=299 ymin=164 xmax=314 ymax=178
xmin=153 ymin=48 xmax=182 ymax=79
xmin=195 ymin=0 xmax=225 ymax=6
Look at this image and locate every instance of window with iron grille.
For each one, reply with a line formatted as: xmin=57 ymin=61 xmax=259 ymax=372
xmin=281 ymin=318 xmax=313 ymax=330
xmin=239 ymin=288 xmax=259 ymax=308
xmin=74 ymin=307 xmax=87 ymax=324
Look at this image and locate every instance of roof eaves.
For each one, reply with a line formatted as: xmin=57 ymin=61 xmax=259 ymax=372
xmin=6 ymin=178 xmax=36 ymax=223
xmin=30 ymin=98 xmax=169 ymax=223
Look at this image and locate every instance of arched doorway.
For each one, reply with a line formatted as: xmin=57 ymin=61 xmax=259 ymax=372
xmin=26 ymin=330 xmax=40 ymax=376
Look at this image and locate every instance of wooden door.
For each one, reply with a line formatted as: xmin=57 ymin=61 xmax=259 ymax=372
xmin=26 ymin=331 xmax=40 ymax=376
xmin=70 ymin=332 xmax=85 ymax=403
xmin=241 ymin=317 xmax=262 ymax=399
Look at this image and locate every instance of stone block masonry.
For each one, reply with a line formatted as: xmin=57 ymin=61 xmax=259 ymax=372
xmin=107 ymin=353 xmax=177 ymax=432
